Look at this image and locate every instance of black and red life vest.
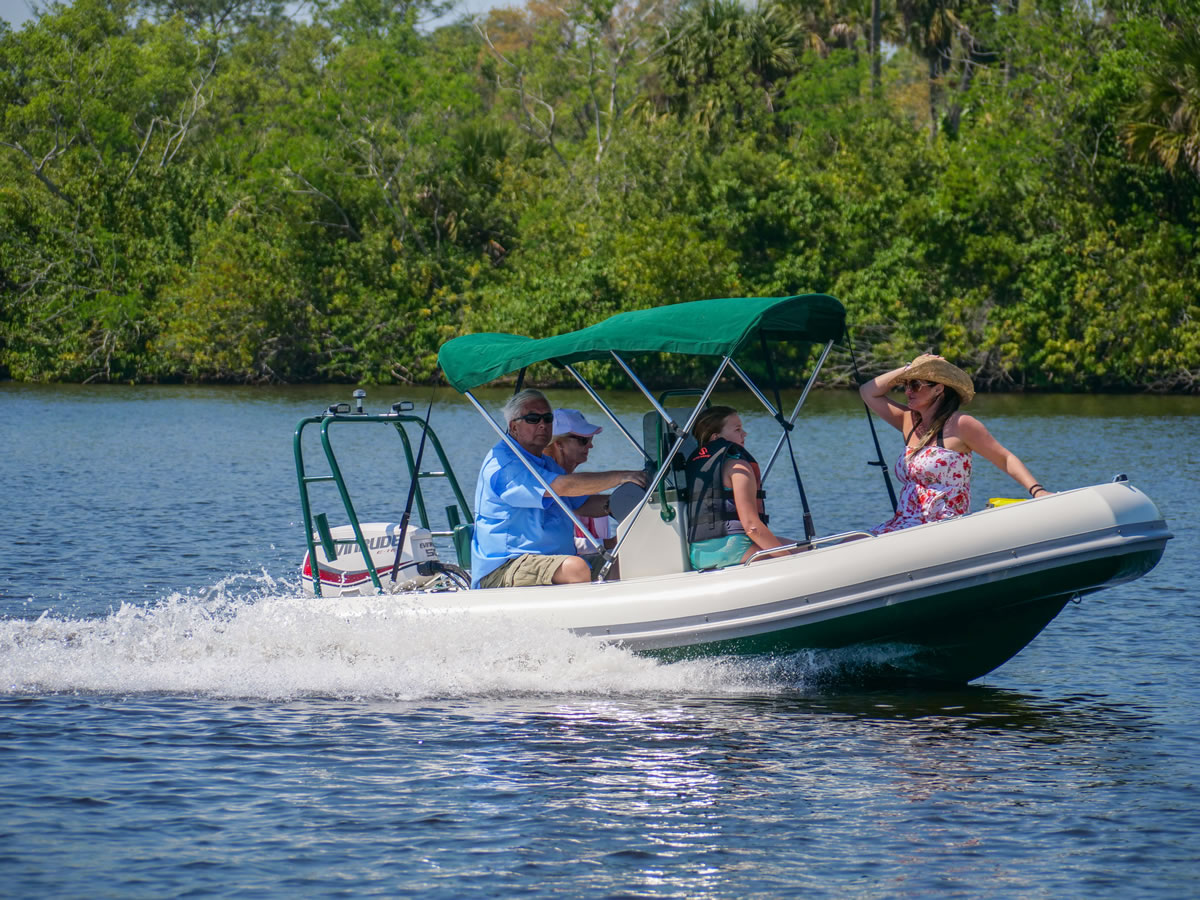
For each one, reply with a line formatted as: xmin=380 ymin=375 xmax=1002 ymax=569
xmin=683 ymin=438 xmax=767 ymax=542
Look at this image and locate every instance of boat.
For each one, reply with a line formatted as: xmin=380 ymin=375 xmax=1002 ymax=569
xmin=293 ymin=295 xmax=1171 ymax=683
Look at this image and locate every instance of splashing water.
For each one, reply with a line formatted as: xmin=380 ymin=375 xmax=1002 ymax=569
xmin=0 ymin=573 xmax=926 ymax=700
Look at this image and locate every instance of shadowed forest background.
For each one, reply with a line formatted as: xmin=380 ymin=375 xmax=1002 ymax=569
xmin=1 ymin=0 xmax=1197 ymax=390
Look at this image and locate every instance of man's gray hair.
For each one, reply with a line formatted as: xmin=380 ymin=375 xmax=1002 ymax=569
xmin=501 ymin=389 xmax=549 ymax=426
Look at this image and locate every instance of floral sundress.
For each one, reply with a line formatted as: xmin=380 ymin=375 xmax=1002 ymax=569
xmin=871 ymin=435 xmax=972 ymax=534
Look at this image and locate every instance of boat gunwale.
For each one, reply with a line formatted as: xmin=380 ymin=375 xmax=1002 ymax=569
xmin=574 ymin=516 xmax=1171 ymax=644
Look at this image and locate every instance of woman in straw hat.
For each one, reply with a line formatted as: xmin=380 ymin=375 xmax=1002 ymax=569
xmin=860 ymin=354 xmax=1052 ymax=534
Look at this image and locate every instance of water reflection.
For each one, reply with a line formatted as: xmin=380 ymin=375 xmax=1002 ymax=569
xmin=3 ymin=678 xmax=1193 ymax=898
xmin=427 ymin=689 xmax=1170 ymax=896
xmin=780 ymin=686 xmax=1158 ymax=738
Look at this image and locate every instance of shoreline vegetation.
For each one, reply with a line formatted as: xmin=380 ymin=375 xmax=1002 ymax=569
xmin=2 ymin=0 xmax=1198 ymax=392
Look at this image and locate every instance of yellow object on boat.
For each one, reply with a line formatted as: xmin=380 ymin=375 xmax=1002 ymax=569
xmin=987 ymin=497 xmax=1026 ymax=508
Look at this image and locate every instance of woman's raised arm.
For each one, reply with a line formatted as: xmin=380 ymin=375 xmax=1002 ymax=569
xmin=859 ymin=364 xmax=913 ymax=430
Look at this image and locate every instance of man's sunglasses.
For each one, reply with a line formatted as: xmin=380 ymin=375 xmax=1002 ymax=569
xmin=517 ymin=412 xmax=555 ymax=425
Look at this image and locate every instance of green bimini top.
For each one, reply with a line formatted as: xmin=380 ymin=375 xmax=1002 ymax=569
xmin=437 ymin=294 xmax=845 ymax=392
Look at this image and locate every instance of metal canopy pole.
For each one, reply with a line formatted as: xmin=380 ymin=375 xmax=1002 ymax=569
xmin=762 ymin=340 xmax=834 ymax=482
xmin=564 ymin=363 xmax=651 ymax=463
xmin=728 ymin=359 xmax=780 ymax=417
xmin=610 ymin=351 xmax=680 ymax=432
xmin=610 ymin=350 xmax=729 ymax=473
xmin=463 ymin=391 xmax=604 ymax=554
xmin=599 ymin=355 xmax=732 ymax=578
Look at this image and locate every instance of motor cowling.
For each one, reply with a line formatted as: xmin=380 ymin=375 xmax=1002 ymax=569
xmin=302 ymin=522 xmax=440 ymax=596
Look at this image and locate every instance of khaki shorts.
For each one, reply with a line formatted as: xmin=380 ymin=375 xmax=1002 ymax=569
xmin=479 ymin=554 xmax=575 ymax=589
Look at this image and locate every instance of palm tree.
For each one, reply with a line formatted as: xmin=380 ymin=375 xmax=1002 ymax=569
xmin=823 ymin=0 xmax=901 ymax=92
xmin=872 ymin=0 xmax=883 ymax=90
xmin=1123 ymin=25 xmax=1200 ymax=180
xmin=658 ymin=0 xmax=806 ymax=126
xmin=896 ymin=0 xmax=961 ymax=140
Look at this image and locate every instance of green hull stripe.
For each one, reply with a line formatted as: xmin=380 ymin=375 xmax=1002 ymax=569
xmin=638 ymin=548 xmax=1165 ymax=683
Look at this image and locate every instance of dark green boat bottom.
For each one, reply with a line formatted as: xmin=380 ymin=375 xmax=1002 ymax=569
xmin=638 ymin=547 xmax=1166 ymax=684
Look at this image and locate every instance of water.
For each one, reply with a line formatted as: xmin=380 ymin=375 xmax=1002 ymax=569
xmin=2 ymin=383 xmax=1199 ymax=897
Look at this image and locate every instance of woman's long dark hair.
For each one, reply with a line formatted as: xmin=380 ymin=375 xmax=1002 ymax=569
xmin=911 ymin=388 xmax=962 ymax=450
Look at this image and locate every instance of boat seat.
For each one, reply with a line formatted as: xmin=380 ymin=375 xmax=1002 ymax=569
xmin=444 ymin=504 xmax=474 ymax=569
xmin=641 ymin=409 xmax=698 ymax=492
xmin=452 ymin=522 xmax=473 ymax=570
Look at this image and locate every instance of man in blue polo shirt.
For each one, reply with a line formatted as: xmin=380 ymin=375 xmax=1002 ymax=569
xmin=471 ymin=389 xmax=647 ymax=589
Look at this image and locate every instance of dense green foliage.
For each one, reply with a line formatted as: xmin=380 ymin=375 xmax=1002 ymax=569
xmin=2 ymin=0 xmax=1198 ymax=389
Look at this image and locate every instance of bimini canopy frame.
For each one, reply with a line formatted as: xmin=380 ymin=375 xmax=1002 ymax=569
xmin=437 ymin=295 xmax=846 ymax=577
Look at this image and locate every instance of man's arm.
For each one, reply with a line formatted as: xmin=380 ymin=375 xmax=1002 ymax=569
xmin=548 ymin=469 xmax=647 ymax=497
xmin=575 ymin=494 xmax=611 ymax=517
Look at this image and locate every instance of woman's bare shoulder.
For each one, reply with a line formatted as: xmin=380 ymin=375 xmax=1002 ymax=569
xmin=951 ymin=412 xmax=988 ymax=435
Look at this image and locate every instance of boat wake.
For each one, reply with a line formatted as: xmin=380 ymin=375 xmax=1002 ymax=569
xmin=0 ymin=574 xmax=926 ymax=700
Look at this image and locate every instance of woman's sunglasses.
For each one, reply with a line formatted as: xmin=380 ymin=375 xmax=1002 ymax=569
xmin=899 ymin=379 xmax=937 ymax=392
xmin=517 ymin=412 xmax=555 ymax=425
xmin=567 ymin=434 xmax=593 ymax=446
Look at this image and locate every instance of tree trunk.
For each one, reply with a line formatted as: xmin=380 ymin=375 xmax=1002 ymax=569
xmin=871 ymin=0 xmax=881 ymax=92
xmin=928 ymin=53 xmax=939 ymax=142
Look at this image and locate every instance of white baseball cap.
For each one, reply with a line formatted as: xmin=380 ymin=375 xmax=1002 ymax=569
xmin=553 ymin=408 xmax=603 ymax=438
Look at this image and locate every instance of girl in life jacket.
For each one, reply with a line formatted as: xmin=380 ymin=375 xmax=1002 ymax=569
xmin=684 ymin=406 xmax=792 ymax=570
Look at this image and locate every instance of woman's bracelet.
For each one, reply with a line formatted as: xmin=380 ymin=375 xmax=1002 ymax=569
xmin=1029 ymin=483 xmax=1047 ymax=497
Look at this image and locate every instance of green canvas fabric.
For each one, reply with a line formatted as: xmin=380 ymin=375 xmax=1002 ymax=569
xmin=437 ymin=295 xmax=845 ymax=391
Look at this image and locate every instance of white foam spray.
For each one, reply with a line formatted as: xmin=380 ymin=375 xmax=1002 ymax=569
xmin=1 ymin=574 xmax=920 ymax=699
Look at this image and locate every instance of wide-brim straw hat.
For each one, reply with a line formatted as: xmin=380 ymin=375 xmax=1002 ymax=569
xmin=898 ymin=355 xmax=975 ymax=405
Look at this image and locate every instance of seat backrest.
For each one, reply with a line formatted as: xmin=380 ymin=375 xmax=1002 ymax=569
xmin=642 ymin=409 xmax=698 ymax=490
xmin=452 ymin=523 xmax=473 ymax=569
xmin=444 ymin=504 xmax=474 ymax=569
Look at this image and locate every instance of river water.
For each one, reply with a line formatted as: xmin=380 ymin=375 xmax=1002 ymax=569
xmin=2 ymin=383 xmax=1198 ymax=897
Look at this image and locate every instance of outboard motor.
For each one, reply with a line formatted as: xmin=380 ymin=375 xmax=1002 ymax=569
xmin=302 ymin=522 xmax=441 ymax=596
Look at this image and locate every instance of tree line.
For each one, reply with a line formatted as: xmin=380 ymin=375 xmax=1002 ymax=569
xmin=1 ymin=0 xmax=1198 ymax=391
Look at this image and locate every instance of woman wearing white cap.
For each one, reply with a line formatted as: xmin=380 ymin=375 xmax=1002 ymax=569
xmin=860 ymin=353 xmax=1052 ymax=534
xmin=543 ymin=409 xmax=615 ymax=558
